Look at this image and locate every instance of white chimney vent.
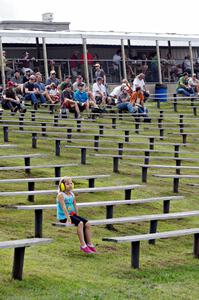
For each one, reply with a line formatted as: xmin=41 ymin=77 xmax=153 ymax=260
xmin=42 ymin=13 xmax=53 ymax=22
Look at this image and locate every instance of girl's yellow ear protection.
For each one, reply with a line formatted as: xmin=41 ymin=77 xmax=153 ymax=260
xmin=72 ymin=182 xmax=75 ymax=189
xmin=60 ymin=182 xmax=65 ymax=192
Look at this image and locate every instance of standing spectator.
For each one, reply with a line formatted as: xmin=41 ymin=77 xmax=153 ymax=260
xmin=80 ymin=50 xmax=93 ymax=81
xmin=70 ymin=50 xmax=80 ymax=78
xmin=94 ymin=63 xmax=106 ymax=84
xmin=182 ymin=55 xmax=192 ymax=74
xmin=112 ymin=50 xmax=121 ymax=80
xmin=0 ymin=50 xmax=13 ymax=80
xmin=133 ymin=73 xmax=150 ymax=101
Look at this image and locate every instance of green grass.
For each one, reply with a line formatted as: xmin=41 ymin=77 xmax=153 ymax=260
xmin=0 ymin=103 xmax=199 ymax=300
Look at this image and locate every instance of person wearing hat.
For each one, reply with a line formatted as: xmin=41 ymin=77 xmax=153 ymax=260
xmin=11 ymin=70 xmax=23 ymax=85
xmin=61 ymin=83 xmax=81 ymax=118
xmin=94 ymin=63 xmax=106 ymax=84
xmin=2 ymin=81 xmax=26 ymax=113
xmin=72 ymin=75 xmax=86 ymax=92
xmin=176 ymin=72 xmax=195 ymax=96
xmin=46 ymin=70 xmax=60 ymax=87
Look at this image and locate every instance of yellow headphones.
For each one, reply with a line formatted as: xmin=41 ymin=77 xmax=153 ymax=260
xmin=60 ymin=182 xmax=65 ymax=192
xmin=60 ymin=181 xmax=74 ymax=192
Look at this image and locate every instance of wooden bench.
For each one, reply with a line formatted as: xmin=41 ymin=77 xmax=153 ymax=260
xmin=53 ymin=210 xmax=199 ymax=247
xmin=0 ymin=184 xmax=143 ymax=202
xmin=153 ymin=174 xmax=199 ymax=193
xmin=0 ymin=174 xmax=110 ymax=202
xmin=0 ymin=238 xmax=52 ymax=280
xmin=0 ymin=153 xmax=47 ymax=167
xmin=11 ymin=196 xmax=183 ymax=237
xmin=92 ymin=154 xmax=199 ymax=173
xmin=139 ymin=164 xmax=199 ymax=183
xmin=0 ymin=163 xmax=78 ymax=176
xmin=0 ymin=144 xmax=17 ymax=148
xmin=102 ymin=228 xmax=199 ymax=268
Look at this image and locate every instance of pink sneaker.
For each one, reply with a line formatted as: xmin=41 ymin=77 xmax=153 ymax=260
xmin=87 ymin=245 xmax=97 ymax=253
xmin=80 ymin=246 xmax=93 ymax=254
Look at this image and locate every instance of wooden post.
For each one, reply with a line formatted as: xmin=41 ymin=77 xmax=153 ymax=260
xmin=121 ymin=39 xmax=127 ymax=80
xmin=156 ymin=40 xmax=162 ymax=84
xmin=12 ymin=247 xmax=25 ymax=280
xmin=42 ymin=37 xmax=49 ymax=81
xmin=28 ymin=181 xmax=35 ymax=202
xmin=131 ymin=241 xmax=140 ymax=268
xmin=81 ymin=147 xmax=86 ymax=164
xmin=149 ymin=220 xmax=158 ymax=245
xmin=82 ymin=37 xmax=89 ymax=86
xmin=0 ymin=36 xmax=6 ymax=89
xmin=189 ymin=41 xmax=194 ymax=75
xmin=106 ymin=205 xmax=114 ymax=230
xmin=35 ymin=210 xmax=43 ymax=238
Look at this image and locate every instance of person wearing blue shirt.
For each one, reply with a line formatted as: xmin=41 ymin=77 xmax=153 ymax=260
xmin=74 ymin=82 xmax=90 ymax=116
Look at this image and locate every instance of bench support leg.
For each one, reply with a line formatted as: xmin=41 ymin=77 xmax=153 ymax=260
xmin=173 ymin=178 xmax=179 ymax=193
xmin=28 ymin=182 xmax=35 ymax=202
xmin=55 ymin=167 xmax=61 ymax=185
xmin=163 ymin=200 xmax=170 ymax=213
xmin=113 ymin=157 xmax=119 ymax=173
xmin=149 ymin=138 xmax=154 ymax=150
xmin=12 ymin=247 xmax=25 ymax=280
xmin=32 ymin=133 xmax=37 ymax=149
xmin=131 ymin=241 xmax=140 ymax=268
xmin=35 ymin=209 xmax=43 ymax=238
xmin=149 ymin=220 xmax=158 ymax=245
xmin=112 ymin=117 xmax=116 ymax=129
xmin=118 ymin=142 xmax=123 ymax=158
xmin=106 ymin=205 xmax=114 ymax=230
xmin=55 ymin=140 xmax=61 ymax=156
xmin=124 ymin=130 xmax=129 ymax=142
xmin=24 ymin=157 xmax=30 ymax=176
xmin=142 ymin=166 xmax=148 ymax=183
xmin=125 ymin=189 xmax=131 ymax=200
xmin=67 ymin=128 xmax=72 ymax=143
xmin=194 ymin=233 xmax=199 ymax=258
xmin=81 ymin=148 xmax=86 ymax=165
xmin=3 ymin=126 xmax=8 ymax=142
xmin=88 ymin=178 xmax=95 ymax=188
xmin=77 ymin=120 xmax=81 ymax=132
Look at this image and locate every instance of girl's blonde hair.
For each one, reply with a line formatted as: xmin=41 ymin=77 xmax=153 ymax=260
xmin=58 ymin=176 xmax=72 ymax=192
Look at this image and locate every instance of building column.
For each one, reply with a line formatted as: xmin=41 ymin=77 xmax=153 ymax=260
xmin=0 ymin=36 xmax=6 ymax=89
xmin=189 ymin=41 xmax=194 ymax=75
xmin=121 ymin=39 xmax=127 ymax=80
xmin=42 ymin=37 xmax=49 ymax=81
xmin=82 ymin=37 xmax=89 ymax=86
xmin=156 ymin=40 xmax=162 ymax=84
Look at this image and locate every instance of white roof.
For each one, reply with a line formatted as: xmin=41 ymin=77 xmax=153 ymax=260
xmin=1 ymin=29 xmax=199 ymax=46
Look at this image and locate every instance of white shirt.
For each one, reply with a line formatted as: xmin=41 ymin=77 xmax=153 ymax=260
xmin=109 ymin=85 xmax=122 ymax=97
xmin=133 ymin=77 xmax=145 ymax=91
xmin=92 ymin=82 xmax=106 ymax=97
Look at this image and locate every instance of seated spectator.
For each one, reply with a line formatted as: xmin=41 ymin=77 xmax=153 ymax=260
xmin=2 ymin=81 xmax=26 ymax=113
xmin=176 ymin=72 xmax=195 ymax=96
xmin=109 ymin=79 xmax=128 ymax=104
xmin=130 ymin=87 xmax=150 ymax=122
xmin=133 ymin=73 xmax=150 ymax=101
xmin=58 ymin=75 xmax=72 ymax=93
xmin=48 ymin=83 xmax=60 ymax=104
xmin=188 ymin=73 xmax=199 ymax=94
xmin=46 ymin=70 xmax=60 ymax=87
xmin=72 ymin=75 xmax=85 ymax=92
xmin=92 ymin=77 xmax=107 ymax=106
xmin=24 ymin=75 xmax=39 ymax=109
xmin=11 ymin=70 xmax=23 ymax=85
xmin=117 ymin=86 xmax=134 ymax=114
xmin=23 ymin=69 xmax=31 ymax=84
xmin=61 ymin=83 xmax=80 ymax=118
xmin=74 ymin=83 xmax=90 ymax=116
xmin=35 ymin=73 xmax=52 ymax=104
